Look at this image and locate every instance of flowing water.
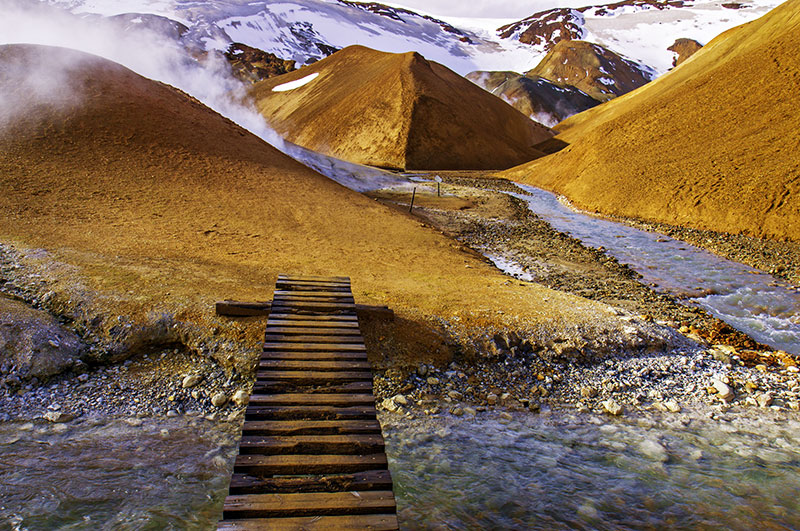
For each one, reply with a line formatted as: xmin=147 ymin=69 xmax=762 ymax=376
xmin=2 ymin=180 xmax=799 ymax=530
xmin=383 ymin=410 xmax=800 ymax=530
xmin=509 ymin=185 xmax=800 ymax=355
xmin=0 ymin=417 xmax=238 ymax=530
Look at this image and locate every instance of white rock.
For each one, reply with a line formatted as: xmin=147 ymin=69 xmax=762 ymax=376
xmin=639 ymin=439 xmax=668 ymax=462
xmin=602 ymin=399 xmax=623 ymax=416
xmin=712 ymin=379 xmax=734 ymax=401
xmin=663 ymin=400 xmax=682 ymax=413
xmin=756 ymin=392 xmax=774 ymax=408
xmin=43 ymin=411 xmax=73 ymax=423
xmin=381 ymin=398 xmax=399 ymax=412
xmin=211 ymin=392 xmax=228 ymax=408
xmin=392 ymin=394 xmax=408 ymax=406
xmin=232 ymin=390 xmax=249 ymax=406
xmin=182 ymin=373 xmax=203 ymax=389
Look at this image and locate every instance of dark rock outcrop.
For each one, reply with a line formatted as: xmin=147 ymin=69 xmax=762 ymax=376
xmin=668 ymin=38 xmax=703 ymax=67
xmin=526 ymin=40 xmax=652 ymax=101
xmin=224 ymin=43 xmax=296 ymax=84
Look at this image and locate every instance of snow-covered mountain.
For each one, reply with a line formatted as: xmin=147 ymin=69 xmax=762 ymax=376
xmin=494 ymin=0 xmax=780 ymax=74
xmin=41 ymin=0 xmax=782 ymax=76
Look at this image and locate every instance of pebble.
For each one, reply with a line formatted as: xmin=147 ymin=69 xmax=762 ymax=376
xmin=639 ymin=439 xmax=668 ymax=462
xmin=756 ymin=392 xmax=774 ymax=408
xmin=232 ymin=390 xmax=249 ymax=407
xmin=382 ymin=398 xmax=399 ymax=412
xmin=166 ymin=410 xmax=179 ymax=418
xmin=663 ymin=400 xmax=682 ymax=413
xmin=447 ymin=390 xmax=462 ymax=400
xmin=211 ymin=392 xmax=228 ymax=408
xmin=426 ymin=377 xmax=440 ymax=386
xmin=487 ymin=393 xmax=498 ymax=406
xmin=499 ymin=412 xmax=513 ymax=421
xmin=602 ymin=399 xmax=623 ymax=416
xmin=43 ymin=411 xmax=74 ymax=423
xmin=182 ymin=373 xmax=203 ymax=389
xmin=392 ymin=394 xmax=409 ymax=406
xmin=580 ymin=387 xmax=598 ymax=398
xmin=712 ymin=380 xmax=734 ymax=401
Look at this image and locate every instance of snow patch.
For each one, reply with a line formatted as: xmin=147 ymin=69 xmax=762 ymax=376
xmin=272 ymin=72 xmax=319 ymax=92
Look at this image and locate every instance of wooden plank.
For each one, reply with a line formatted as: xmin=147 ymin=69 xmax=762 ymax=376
xmin=266 ymin=321 xmax=360 ymax=331
xmin=273 ymin=284 xmax=352 ymax=292
xmin=252 ymin=381 xmax=373 ymax=395
xmin=264 ymin=334 xmax=364 ymax=344
xmin=267 ymin=314 xmax=358 ymax=322
xmin=227 ymin=469 xmax=393 ymax=495
xmin=271 ymin=302 xmax=357 ymax=312
xmin=244 ymin=405 xmax=377 ymax=421
xmin=277 ymin=274 xmax=350 ymax=282
xmin=275 ymin=280 xmax=351 ymax=288
xmin=222 ymin=490 xmax=395 ymax=519
xmin=273 ymin=295 xmax=355 ymax=302
xmin=259 ymin=360 xmax=372 ymax=372
xmin=241 ymin=419 xmax=382 ymax=436
xmin=260 ymin=351 xmax=368 ymax=361
xmin=274 ymin=290 xmax=356 ymax=297
xmin=218 ymin=514 xmax=399 ymax=531
xmin=238 ymin=434 xmax=384 ymax=455
xmin=234 ymin=453 xmax=388 ymax=475
xmin=265 ymin=326 xmax=362 ymax=336
xmin=248 ymin=394 xmax=375 ymax=406
xmin=263 ymin=343 xmax=366 ymax=352
xmin=255 ymin=371 xmax=373 ymax=383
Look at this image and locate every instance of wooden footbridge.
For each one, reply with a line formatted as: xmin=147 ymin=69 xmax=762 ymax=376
xmin=218 ymin=275 xmax=399 ymax=530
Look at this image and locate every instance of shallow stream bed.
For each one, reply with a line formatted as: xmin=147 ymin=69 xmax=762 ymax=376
xmin=383 ymin=409 xmax=800 ymax=530
xmin=508 ymin=185 xmax=800 ymax=355
xmin=0 ymin=417 xmax=238 ymax=530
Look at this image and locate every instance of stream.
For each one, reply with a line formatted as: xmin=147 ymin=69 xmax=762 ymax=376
xmin=505 ymin=185 xmax=800 ymax=355
xmin=3 ymin=411 xmax=799 ymax=530
xmin=1 ymin=177 xmax=798 ymax=530
xmin=0 ymin=417 xmax=238 ymax=530
xmin=383 ymin=410 xmax=800 ymax=530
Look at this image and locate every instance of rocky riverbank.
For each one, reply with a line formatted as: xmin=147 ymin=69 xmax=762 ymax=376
xmin=368 ymin=175 xmax=799 ymax=421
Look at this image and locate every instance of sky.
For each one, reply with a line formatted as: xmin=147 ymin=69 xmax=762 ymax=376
xmin=381 ymin=0 xmax=591 ymax=18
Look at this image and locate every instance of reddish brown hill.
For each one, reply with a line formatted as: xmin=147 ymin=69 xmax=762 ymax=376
xmin=525 ymin=40 xmax=652 ymax=102
xmin=503 ymin=0 xmax=800 ymax=242
xmin=667 ymin=38 xmax=703 ymax=67
xmin=249 ymin=45 xmax=553 ymax=171
xmin=0 ymin=44 xmax=615 ymax=363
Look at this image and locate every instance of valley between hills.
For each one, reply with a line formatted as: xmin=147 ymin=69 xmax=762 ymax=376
xmin=1 ymin=0 xmax=799 ymax=529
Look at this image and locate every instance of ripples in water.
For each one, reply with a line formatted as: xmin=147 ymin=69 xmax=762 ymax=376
xmin=0 ymin=417 xmax=238 ymax=530
xmin=383 ymin=411 xmax=800 ymax=530
xmin=511 ymin=185 xmax=800 ymax=354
